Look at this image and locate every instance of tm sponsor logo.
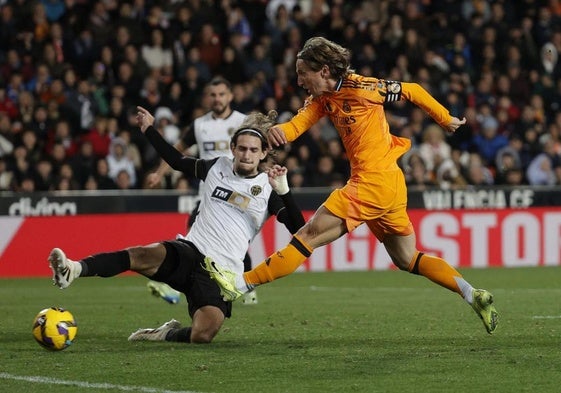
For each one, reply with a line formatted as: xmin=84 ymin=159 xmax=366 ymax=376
xmin=8 ymin=197 xmax=77 ymax=216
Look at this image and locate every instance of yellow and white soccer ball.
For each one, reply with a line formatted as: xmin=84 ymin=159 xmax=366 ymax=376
xmin=32 ymin=307 xmax=77 ymax=351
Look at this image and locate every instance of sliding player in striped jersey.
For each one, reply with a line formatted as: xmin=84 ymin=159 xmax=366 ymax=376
xmin=48 ymin=107 xmax=304 ymax=344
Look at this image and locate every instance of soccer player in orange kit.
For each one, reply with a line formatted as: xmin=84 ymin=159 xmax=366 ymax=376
xmin=206 ymin=37 xmax=498 ymax=334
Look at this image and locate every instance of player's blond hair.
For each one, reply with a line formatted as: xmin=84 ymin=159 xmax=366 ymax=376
xmin=231 ymin=110 xmax=278 ymax=151
xmin=297 ymin=37 xmax=354 ymax=79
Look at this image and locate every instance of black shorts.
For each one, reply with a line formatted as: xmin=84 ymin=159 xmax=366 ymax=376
xmin=151 ymin=239 xmax=232 ymax=319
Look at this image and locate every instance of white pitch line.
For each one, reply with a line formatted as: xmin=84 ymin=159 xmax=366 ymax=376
xmin=0 ymin=372 xmax=206 ymax=393
xmin=531 ymin=315 xmax=561 ymax=319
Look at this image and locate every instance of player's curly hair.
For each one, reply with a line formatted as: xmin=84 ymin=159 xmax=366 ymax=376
xmin=231 ymin=110 xmax=278 ymax=151
xmin=297 ymin=37 xmax=354 ymax=79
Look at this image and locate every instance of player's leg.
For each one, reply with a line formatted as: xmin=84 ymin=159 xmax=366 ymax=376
xmin=383 ymin=233 xmax=498 ymax=334
xmin=188 ymin=306 xmax=225 ymax=343
xmin=383 ymin=232 xmax=471 ymax=296
xmin=243 ymin=206 xmax=346 ymax=286
xmin=146 ymin=201 xmax=201 ymax=303
xmin=128 ymin=305 xmax=225 ymax=343
xmin=49 ymin=243 xmax=167 ymax=289
xmin=147 ymin=281 xmax=181 ymax=304
xmin=129 ymin=240 xmax=231 ymax=343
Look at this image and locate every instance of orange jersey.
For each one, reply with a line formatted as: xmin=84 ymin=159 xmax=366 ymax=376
xmin=278 ymin=74 xmax=453 ymax=181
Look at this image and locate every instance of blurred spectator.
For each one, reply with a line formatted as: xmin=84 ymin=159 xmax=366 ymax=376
xmin=174 ymin=176 xmax=191 ymax=191
xmin=153 ymin=106 xmax=180 ymax=145
xmin=71 ymin=140 xmax=96 ymax=188
xmin=226 ymin=4 xmax=252 ymax=48
xmin=472 ymin=115 xmax=509 ymax=166
xmin=84 ymin=175 xmax=99 ymax=191
xmin=141 ymin=28 xmax=173 ymax=79
xmin=405 ymin=152 xmax=437 ymax=190
xmin=94 ymin=157 xmax=117 ymax=190
xmin=418 ymin=124 xmax=452 ymax=173
xmin=81 ymin=116 xmax=111 ymax=158
xmin=216 ymin=46 xmax=247 ymax=85
xmin=196 ymin=23 xmax=222 ymax=72
xmin=311 ymin=155 xmax=337 ymax=187
xmin=122 ymin=43 xmax=150 ymax=83
xmin=138 ymin=75 xmax=163 ymax=114
xmin=325 ymin=138 xmax=350 ymax=179
xmin=63 ymin=79 xmax=98 ymax=134
xmin=526 ymin=135 xmax=560 ymax=185
xmin=70 ymin=28 xmax=99 ymax=79
xmin=18 ymin=176 xmax=36 ymax=192
xmin=0 ymin=156 xmax=13 ymax=190
xmin=45 ymin=119 xmax=77 ymax=158
xmin=245 ymin=43 xmax=275 ymax=81
xmin=464 ymin=153 xmax=494 ymax=186
xmin=117 ymin=129 xmax=142 ymax=177
xmin=0 ymin=86 xmax=18 ymax=120
xmin=19 ymin=128 xmax=42 ymax=165
xmin=288 ymin=169 xmax=306 ymax=189
xmin=436 ymin=155 xmax=467 ymax=190
xmin=0 ymin=121 xmax=14 ymax=158
xmin=114 ymin=61 xmax=143 ymax=105
xmin=181 ymin=47 xmax=211 ymax=84
xmin=115 ymin=168 xmax=134 ymax=190
xmin=106 ymin=137 xmax=137 ymax=188
xmin=172 ymin=29 xmax=194 ymax=79
xmin=55 ymin=162 xmax=79 ymax=190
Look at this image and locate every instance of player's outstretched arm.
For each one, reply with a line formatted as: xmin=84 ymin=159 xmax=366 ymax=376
xmin=137 ymin=106 xmax=198 ymax=177
xmin=146 ymin=139 xmax=187 ymax=188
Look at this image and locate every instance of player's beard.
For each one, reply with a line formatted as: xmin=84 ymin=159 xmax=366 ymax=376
xmin=235 ymin=161 xmax=258 ymax=177
xmin=212 ymin=103 xmax=227 ymax=116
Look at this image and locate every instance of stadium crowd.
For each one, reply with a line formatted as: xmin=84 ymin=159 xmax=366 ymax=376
xmin=0 ymin=0 xmax=560 ymax=193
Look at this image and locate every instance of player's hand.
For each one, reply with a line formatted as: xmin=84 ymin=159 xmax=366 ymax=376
xmin=267 ymin=126 xmax=288 ymax=147
xmin=446 ymin=116 xmax=466 ymax=133
xmin=266 ymin=164 xmax=289 ymax=195
xmin=146 ymin=172 xmax=162 ymax=188
xmin=136 ymin=106 xmax=155 ymax=133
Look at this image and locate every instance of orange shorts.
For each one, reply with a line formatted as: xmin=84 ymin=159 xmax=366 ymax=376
xmin=323 ymin=169 xmax=413 ymax=242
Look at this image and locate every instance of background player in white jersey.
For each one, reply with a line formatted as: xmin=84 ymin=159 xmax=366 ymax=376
xmin=48 ymin=106 xmax=305 ymax=344
xmin=146 ymin=76 xmax=258 ymax=305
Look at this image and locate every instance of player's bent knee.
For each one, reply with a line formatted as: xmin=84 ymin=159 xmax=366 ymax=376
xmin=190 ymin=328 xmax=218 ymax=344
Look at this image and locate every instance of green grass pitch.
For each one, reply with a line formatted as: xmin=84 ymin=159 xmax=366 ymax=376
xmin=1 ymin=267 xmax=560 ymax=393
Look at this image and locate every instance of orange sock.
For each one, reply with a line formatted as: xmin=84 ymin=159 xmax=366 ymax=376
xmin=408 ymin=251 xmax=463 ymax=295
xmin=244 ymin=235 xmax=313 ymax=286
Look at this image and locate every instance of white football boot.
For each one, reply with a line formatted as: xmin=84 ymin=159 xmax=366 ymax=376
xmin=48 ymin=248 xmax=81 ymax=289
xmin=128 ymin=319 xmax=182 ymax=341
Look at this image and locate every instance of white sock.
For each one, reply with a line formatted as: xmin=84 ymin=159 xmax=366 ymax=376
xmin=70 ymin=259 xmax=83 ymax=278
xmin=454 ymin=277 xmax=474 ymax=304
xmin=235 ymin=275 xmax=251 ymax=294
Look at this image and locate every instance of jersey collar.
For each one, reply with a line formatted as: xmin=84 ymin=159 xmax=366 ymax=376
xmin=334 ymin=78 xmax=344 ymax=92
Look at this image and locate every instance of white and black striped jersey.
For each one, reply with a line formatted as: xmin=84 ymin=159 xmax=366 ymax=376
xmin=184 ymin=156 xmax=272 ymax=278
xmin=181 ymin=110 xmax=247 ymax=160
xmin=145 ymin=126 xmax=305 ymax=289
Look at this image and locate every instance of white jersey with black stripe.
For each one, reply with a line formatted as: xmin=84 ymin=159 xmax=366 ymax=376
xmin=193 ymin=110 xmax=247 ymax=160
xmin=183 ymin=157 xmax=272 ymax=278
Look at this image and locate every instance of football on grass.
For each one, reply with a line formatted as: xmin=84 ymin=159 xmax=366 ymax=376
xmin=32 ymin=307 xmax=77 ymax=351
